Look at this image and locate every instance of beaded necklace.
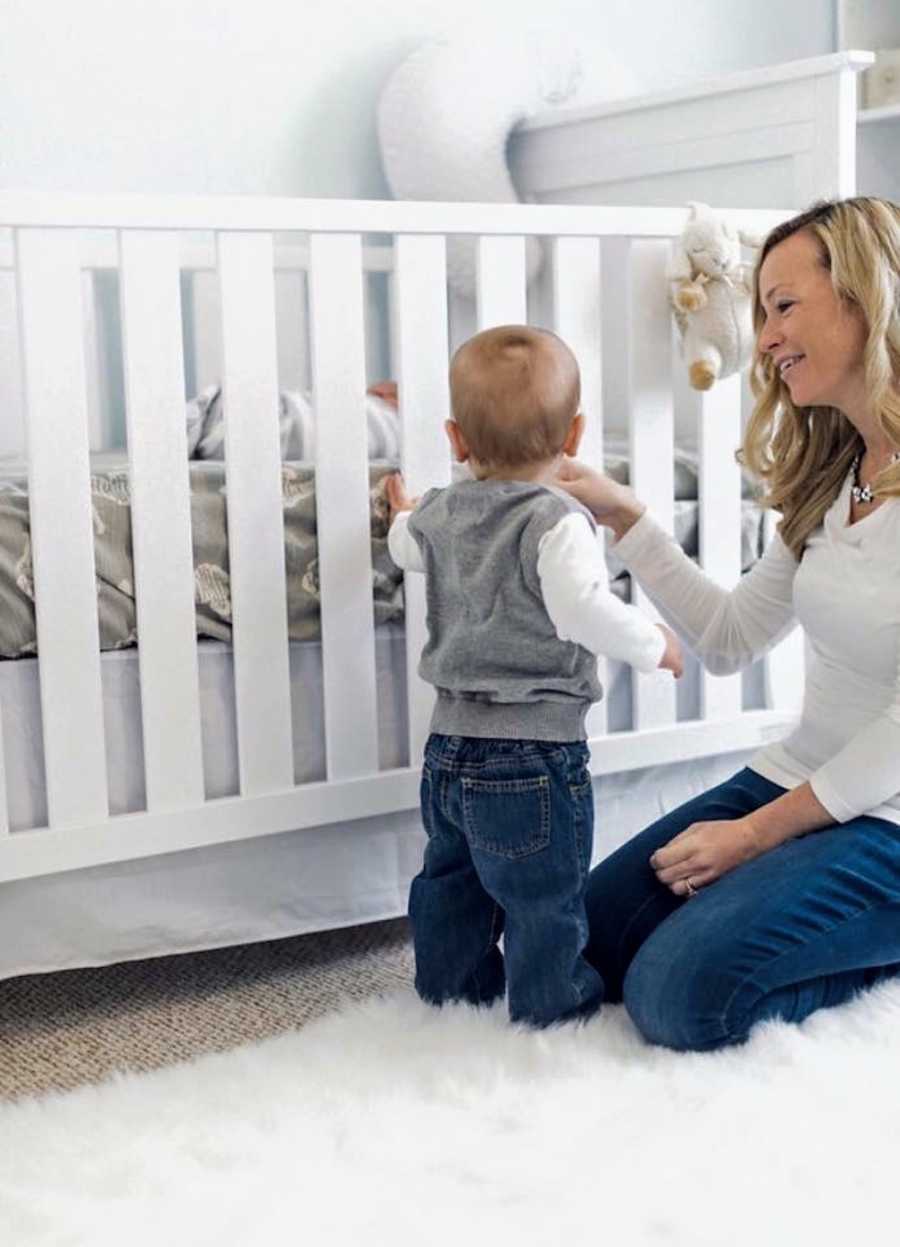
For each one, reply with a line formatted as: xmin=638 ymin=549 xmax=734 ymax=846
xmin=850 ymin=451 xmax=900 ymax=505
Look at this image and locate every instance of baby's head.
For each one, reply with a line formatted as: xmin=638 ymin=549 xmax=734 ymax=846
xmin=448 ymin=326 xmax=581 ymax=474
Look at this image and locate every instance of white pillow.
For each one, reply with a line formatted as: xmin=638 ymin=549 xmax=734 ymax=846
xmin=377 ymin=36 xmax=637 ymax=299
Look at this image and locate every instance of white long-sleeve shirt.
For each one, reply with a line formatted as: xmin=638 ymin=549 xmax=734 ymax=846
xmin=613 ymin=468 xmax=900 ymax=826
xmin=389 ymin=509 xmax=665 ymax=674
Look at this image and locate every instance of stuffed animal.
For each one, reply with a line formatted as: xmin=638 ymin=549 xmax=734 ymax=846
xmin=667 ymin=202 xmax=760 ymax=391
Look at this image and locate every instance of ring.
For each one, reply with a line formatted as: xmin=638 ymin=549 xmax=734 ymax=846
xmin=684 ymin=877 xmax=698 ymax=898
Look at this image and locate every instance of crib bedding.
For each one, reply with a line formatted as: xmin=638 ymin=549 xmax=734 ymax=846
xmin=0 ymin=454 xmax=404 ymax=659
xmin=0 ymin=450 xmax=764 ymax=660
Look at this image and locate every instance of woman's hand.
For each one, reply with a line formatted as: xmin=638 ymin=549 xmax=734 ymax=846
xmin=650 ymin=817 xmax=764 ymax=896
xmin=555 ymin=458 xmax=646 ymax=540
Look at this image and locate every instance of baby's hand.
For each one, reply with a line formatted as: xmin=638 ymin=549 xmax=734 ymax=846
xmin=386 ymin=472 xmax=419 ymax=520
xmin=367 ymin=380 xmax=399 ymax=409
xmin=656 ymin=625 xmax=684 ymax=679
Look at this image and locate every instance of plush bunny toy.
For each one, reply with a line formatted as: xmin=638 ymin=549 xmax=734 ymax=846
xmin=667 ymin=202 xmax=760 ymax=391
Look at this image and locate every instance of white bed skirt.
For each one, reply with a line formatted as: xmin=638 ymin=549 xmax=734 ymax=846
xmin=0 ymin=748 xmax=755 ymax=981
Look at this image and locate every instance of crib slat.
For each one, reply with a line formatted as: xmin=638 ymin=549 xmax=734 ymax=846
xmin=626 ymin=240 xmax=677 ymax=730
xmin=119 ymin=231 xmax=205 ymax=810
xmin=476 ymin=237 xmax=527 ymax=328
xmin=698 ymin=375 xmax=744 ymax=719
xmin=395 ymin=235 xmax=452 ymax=763
xmin=15 ymin=229 xmax=109 ymax=827
xmin=308 ymin=233 xmax=380 ymax=780
xmin=217 ymin=232 xmax=294 ymax=795
xmin=552 ymin=236 xmax=608 ymax=738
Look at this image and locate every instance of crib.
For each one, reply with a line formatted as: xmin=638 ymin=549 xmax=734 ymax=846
xmin=5 ymin=47 xmax=875 ymax=979
xmin=0 ymin=191 xmax=808 ymax=981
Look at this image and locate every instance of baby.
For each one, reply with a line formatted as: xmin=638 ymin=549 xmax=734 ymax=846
xmin=387 ymin=325 xmax=682 ymax=1027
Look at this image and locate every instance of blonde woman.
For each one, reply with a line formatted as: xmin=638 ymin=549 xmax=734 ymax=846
xmin=558 ymin=197 xmax=900 ymax=1050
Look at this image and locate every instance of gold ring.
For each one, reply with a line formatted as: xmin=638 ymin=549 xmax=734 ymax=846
xmin=684 ymin=877 xmax=698 ymax=898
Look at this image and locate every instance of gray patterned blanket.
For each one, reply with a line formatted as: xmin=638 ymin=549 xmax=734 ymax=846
xmin=0 ymin=453 xmax=764 ymax=660
xmin=0 ymin=458 xmax=403 ymax=659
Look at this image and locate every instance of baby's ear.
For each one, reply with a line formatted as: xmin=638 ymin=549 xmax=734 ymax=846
xmin=562 ymin=412 xmax=585 ymax=457
xmin=445 ymin=419 xmax=470 ymax=462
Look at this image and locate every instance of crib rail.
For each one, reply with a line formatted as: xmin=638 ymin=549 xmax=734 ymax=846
xmin=0 ymin=193 xmax=802 ymax=881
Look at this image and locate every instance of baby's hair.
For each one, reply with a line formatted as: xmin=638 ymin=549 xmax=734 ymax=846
xmin=449 ymin=326 xmax=581 ymax=468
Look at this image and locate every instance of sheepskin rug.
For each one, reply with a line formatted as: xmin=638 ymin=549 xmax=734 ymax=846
xmin=3 ymin=982 xmax=900 ymax=1247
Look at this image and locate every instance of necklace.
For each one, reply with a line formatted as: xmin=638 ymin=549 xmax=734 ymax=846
xmin=850 ymin=451 xmax=900 ymax=505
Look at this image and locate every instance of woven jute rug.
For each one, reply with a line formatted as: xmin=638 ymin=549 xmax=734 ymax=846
xmin=0 ymin=918 xmax=413 ymax=1101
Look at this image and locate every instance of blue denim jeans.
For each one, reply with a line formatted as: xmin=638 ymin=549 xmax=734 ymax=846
xmin=585 ymin=767 xmax=900 ymax=1051
xmin=409 ymin=734 xmax=604 ymax=1027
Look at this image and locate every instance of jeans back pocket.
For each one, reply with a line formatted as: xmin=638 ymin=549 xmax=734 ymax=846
xmin=461 ymin=774 xmax=551 ymax=860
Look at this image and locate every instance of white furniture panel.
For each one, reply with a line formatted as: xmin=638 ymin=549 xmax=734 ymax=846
xmin=308 ymin=232 xmax=380 ymax=781
xmin=624 ymin=240 xmax=677 ymax=731
xmin=15 ymin=229 xmax=109 ymax=829
xmin=510 ymin=53 xmax=871 ymax=210
xmin=217 ymin=231 xmax=295 ymax=796
xmin=394 ymin=234 xmax=452 ymax=764
xmin=119 ymin=231 xmax=205 ymax=811
xmin=551 ymin=236 xmax=608 ymax=738
xmin=697 ymin=374 xmax=744 ymax=721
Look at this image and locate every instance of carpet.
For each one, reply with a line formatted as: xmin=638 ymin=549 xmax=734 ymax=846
xmin=2 ymin=977 xmax=900 ymax=1247
xmin=0 ymin=919 xmax=414 ymax=1100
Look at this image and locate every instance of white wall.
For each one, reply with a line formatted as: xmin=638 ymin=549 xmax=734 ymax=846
xmin=1 ymin=0 xmax=835 ymax=198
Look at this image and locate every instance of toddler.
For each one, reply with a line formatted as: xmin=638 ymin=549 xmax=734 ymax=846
xmin=387 ymin=325 xmax=682 ymax=1027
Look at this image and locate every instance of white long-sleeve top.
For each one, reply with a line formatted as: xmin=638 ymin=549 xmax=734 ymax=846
xmin=612 ymin=468 xmax=900 ymax=826
xmin=388 ymin=509 xmax=665 ymax=673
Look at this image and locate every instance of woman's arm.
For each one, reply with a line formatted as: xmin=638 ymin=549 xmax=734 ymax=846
xmin=557 ymin=459 xmax=799 ymax=674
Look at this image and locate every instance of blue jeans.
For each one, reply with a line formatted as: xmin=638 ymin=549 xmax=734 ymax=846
xmin=585 ymin=767 xmax=900 ymax=1051
xmin=409 ymin=734 xmax=604 ymax=1027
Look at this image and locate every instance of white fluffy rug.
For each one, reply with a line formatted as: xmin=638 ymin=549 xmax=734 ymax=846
xmin=3 ymin=982 xmax=900 ymax=1247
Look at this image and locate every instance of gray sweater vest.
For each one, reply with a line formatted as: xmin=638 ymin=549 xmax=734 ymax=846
xmin=407 ymin=478 xmax=603 ymax=741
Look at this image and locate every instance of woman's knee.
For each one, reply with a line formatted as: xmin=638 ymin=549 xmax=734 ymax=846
xmin=622 ymin=935 xmax=750 ymax=1052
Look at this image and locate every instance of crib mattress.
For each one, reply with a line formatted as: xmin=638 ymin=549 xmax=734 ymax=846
xmin=1 ymin=625 xmax=690 ymax=829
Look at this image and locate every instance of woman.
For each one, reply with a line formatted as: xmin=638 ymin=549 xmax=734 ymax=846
xmin=559 ymin=197 xmax=900 ymax=1051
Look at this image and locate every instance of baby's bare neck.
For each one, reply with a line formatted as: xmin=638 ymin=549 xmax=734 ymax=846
xmin=472 ymin=456 xmax=560 ymax=485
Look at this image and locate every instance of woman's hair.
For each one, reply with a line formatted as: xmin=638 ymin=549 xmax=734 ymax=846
xmin=740 ymin=197 xmax=900 ymax=558
xmin=449 ymin=326 xmax=580 ymax=468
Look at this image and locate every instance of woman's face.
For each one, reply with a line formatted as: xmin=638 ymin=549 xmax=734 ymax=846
xmin=757 ymin=229 xmax=867 ymax=414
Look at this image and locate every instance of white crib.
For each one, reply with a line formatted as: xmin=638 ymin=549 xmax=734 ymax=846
xmin=0 ymin=192 xmax=802 ymax=927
